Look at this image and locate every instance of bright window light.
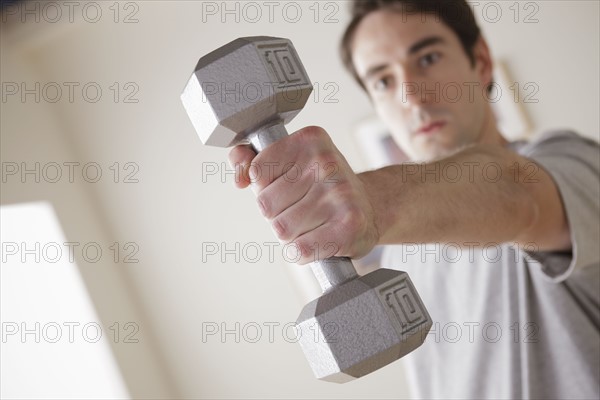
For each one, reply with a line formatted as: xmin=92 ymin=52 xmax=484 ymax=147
xmin=1 ymin=202 xmax=129 ymax=399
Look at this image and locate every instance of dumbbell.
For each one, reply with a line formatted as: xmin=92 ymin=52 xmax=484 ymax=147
xmin=181 ymin=36 xmax=432 ymax=383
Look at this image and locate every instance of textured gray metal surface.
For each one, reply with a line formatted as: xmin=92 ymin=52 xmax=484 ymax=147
xmin=297 ymin=269 xmax=432 ymax=382
xmin=181 ymin=36 xmax=312 ymax=147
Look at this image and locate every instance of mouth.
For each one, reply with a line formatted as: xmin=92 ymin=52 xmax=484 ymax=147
xmin=415 ymin=121 xmax=447 ymax=135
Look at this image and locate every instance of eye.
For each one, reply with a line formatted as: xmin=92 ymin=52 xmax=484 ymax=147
xmin=372 ymin=75 xmax=395 ymax=92
xmin=418 ymin=52 xmax=441 ymax=68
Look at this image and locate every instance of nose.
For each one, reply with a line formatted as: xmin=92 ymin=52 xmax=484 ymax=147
xmin=396 ymin=67 xmax=437 ymax=110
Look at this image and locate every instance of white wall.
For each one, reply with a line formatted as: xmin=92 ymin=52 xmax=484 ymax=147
xmin=1 ymin=33 xmax=176 ymax=398
xmin=1 ymin=1 xmax=598 ymax=399
xmin=477 ymin=0 xmax=599 ymax=139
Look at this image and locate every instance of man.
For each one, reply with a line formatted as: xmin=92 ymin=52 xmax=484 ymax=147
xmin=229 ymin=1 xmax=599 ymax=398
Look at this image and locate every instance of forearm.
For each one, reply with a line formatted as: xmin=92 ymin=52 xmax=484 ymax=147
xmin=359 ymin=145 xmax=539 ymax=246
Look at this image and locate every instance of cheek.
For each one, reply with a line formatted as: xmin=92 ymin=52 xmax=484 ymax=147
xmin=374 ymin=98 xmax=405 ymax=128
xmin=377 ymin=108 xmax=409 ymax=145
xmin=376 ymin=104 xmax=394 ymax=126
xmin=454 ymin=85 xmax=487 ymax=128
xmin=435 ymin=63 xmax=481 ymax=103
xmin=374 ymin=103 xmax=414 ymax=151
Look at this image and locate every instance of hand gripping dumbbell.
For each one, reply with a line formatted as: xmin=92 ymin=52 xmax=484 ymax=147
xmin=181 ymin=37 xmax=432 ymax=383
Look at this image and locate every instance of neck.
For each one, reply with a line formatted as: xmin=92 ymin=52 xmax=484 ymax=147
xmin=478 ymin=103 xmax=508 ymax=147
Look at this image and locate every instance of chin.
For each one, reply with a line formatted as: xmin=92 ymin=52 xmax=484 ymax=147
xmin=409 ymin=139 xmax=448 ymax=162
xmin=412 ymin=132 xmax=467 ymax=161
xmin=412 ymin=142 xmax=462 ymax=162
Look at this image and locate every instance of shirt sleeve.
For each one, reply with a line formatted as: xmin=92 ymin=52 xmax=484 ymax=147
xmin=518 ymin=130 xmax=600 ymax=283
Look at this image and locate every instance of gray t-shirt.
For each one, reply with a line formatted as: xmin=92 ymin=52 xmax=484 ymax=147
xmin=381 ymin=130 xmax=600 ymax=399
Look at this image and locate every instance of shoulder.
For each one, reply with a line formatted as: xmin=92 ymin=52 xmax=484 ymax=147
xmin=517 ymin=130 xmax=600 ymax=282
xmin=518 ymin=129 xmax=599 ymax=162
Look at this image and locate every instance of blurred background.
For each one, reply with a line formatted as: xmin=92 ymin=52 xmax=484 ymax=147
xmin=1 ymin=1 xmax=598 ymax=398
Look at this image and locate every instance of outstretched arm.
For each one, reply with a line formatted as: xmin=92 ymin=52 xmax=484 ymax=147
xmin=359 ymin=143 xmax=571 ymax=251
xmin=229 ymin=126 xmax=571 ymax=264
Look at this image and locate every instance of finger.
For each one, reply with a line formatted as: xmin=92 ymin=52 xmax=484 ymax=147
xmin=270 ymin=184 xmax=332 ymax=242
xmin=251 ymin=126 xmax=331 ymax=191
xmin=228 ymin=145 xmax=256 ymax=189
xmin=256 ymin=168 xmax=313 ymax=219
xmin=289 ymin=222 xmax=343 ymax=265
xmin=289 ymin=202 xmax=373 ymax=264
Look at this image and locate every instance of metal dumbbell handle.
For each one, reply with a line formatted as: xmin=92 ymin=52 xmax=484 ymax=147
xmin=249 ymin=122 xmax=359 ymax=293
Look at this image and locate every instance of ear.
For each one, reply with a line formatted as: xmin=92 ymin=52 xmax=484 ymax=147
xmin=473 ymin=36 xmax=494 ymax=89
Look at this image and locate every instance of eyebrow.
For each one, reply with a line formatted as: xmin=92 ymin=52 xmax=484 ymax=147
xmin=362 ymin=35 xmax=446 ymax=81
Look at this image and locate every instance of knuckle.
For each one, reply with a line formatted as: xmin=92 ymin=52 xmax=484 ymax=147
xmin=314 ymin=150 xmax=338 ymax=167
xmin=341 ymin=204 xmax=365 ymax=235
xmin=246 ymin=161 xmax=260 ymax=180
xmin=272 ymin=217 xmax=290 ymax=241
xmin=256 ymin=193 xmax=271 ymax=218
xmin=297 ymin=126 xmax=328 ymax=145
xmin=294 ymin=239 xmax=313 ymax=265
xmin=247 ymin=161 xmax=266 ymax=187
xmin=322 ymin=241 xmax=340 ymax=258
xmin=331 ymin=180 xmax=353 ymax=199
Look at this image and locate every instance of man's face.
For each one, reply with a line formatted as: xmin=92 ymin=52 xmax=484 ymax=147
xmin=351 ymin=10 xmax=490 ymax=161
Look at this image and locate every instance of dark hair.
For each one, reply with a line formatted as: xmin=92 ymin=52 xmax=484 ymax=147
xmin=340 ymin=0 xmax=484 ymax=91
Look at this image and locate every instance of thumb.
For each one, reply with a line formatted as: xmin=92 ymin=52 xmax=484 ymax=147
xmin=228 ymin=144 xmax=257 ymax=189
